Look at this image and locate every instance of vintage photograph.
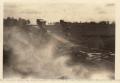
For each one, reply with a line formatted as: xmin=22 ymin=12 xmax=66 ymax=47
xmin=3 ymin=0 xmax=115 ymax=79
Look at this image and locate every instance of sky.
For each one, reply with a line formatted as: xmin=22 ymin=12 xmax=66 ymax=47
xmin=4 ymin=0 xmax=115 ymax=24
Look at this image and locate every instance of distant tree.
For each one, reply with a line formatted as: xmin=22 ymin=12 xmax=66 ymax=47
xmin=90 ymin=21 xmax=96 ymax=24
xmin=99 ymin=21 xmax=107 ymax=24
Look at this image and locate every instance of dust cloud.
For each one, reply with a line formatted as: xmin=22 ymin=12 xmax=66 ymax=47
xmin=3 ymin=26 xmax=114 ymax=79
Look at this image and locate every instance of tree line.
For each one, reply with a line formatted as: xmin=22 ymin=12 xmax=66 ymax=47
xmin=4 ymin=17 xmax=30 ymax=26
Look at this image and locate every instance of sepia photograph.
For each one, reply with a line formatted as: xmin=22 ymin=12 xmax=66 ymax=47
xmin=3 ymin=0 xmax=115 ymax=79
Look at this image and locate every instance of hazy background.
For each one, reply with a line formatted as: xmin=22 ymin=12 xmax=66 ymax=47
xmin=4 ymin=0 xmax=115 ymax=24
